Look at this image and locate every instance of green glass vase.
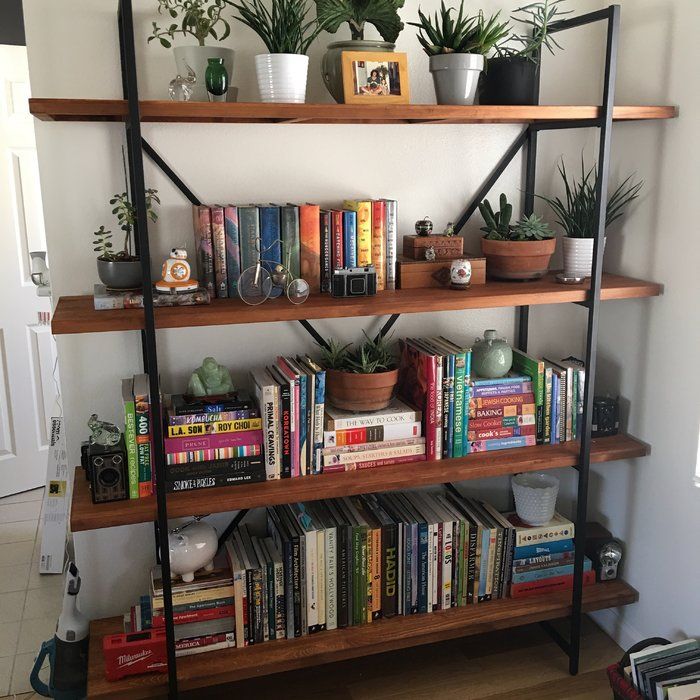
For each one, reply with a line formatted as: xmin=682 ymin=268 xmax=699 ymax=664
xmin=205 ymin=58 xmax=228 ymax=102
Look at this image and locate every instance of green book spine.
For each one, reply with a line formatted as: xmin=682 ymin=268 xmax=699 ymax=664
xmin=281 ymin=205 xmax=300 ymax=279
xmin=137 ymin=441 xmax=151 ymax=493
xmin=122 ymin=379 xmax=138 ymax=500
xmin=543 ymin=367 xmax=553 ymax=444
xmin=512 ymin=350 xmax=545 ymax=444
xmin=452 ymin=352 xmax=466 ymax=457
xmin=571 ymin=369 xmax=578 ymax=441
xmin=462 ymin=349 xmax=472 ymax=456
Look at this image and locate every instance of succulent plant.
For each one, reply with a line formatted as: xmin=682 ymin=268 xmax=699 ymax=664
xmin=511 ymin=213 xmax=554 ymax=241
xmin=479 ymin=193 xmax=513 ymax=240
xmin=319 ymin=332 xmax=396 ymax=374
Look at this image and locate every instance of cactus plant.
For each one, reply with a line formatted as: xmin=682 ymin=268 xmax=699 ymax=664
xmin=479 ymin=193 xmax=513 ymax=240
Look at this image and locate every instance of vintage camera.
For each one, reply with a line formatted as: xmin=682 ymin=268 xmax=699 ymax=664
xmin=585 ymin=522 xmax=623 ymax=581
xmin=81 ymin=437 xmax=128 ymax=504
xmin=331 ymin=266 xmax=377 ymax=297
xmin=592 ymin=396 xmax=620 ymax=437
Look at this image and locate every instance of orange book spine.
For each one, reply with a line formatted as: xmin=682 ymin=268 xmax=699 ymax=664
xmin=299 ymin=204 xmax=321 ymax=293
xmin=371 ymin=200 xmax=386 ymax=291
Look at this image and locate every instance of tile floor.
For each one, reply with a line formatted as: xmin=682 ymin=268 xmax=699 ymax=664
xmin=0 ymin=487 xmax=64 ymax=698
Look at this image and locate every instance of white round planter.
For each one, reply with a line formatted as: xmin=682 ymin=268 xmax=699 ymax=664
xmin=512 ymin=472 xmax=560 ymax=526
xmin=562 ymin=236 xmax=607 ymax=278
xmin=173 ymin=46 xmax=235 ymax=102
xmin=255 ymin=54 xmax=309 ymax=104
xmin=429 ymin=53 xmax=484 ymax=106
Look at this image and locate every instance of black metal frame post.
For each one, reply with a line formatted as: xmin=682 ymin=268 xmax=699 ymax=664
xmin=118 ymin=0 xmax=178 ymax=695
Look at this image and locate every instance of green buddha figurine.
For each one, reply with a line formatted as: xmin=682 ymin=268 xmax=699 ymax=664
xmin=187 ymin=357 xmax=235 ymax=397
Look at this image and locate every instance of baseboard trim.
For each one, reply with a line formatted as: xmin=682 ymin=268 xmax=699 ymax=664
xmin=590 ymin=607 xmax=644 ymax=652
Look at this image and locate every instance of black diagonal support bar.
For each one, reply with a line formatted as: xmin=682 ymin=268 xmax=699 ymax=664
xmin=142 ymin=138 xmax=202 ymax=206
xmin=375 ymin=314 xmax=400 ymax=342
xmin=298 ymin=319 xmax=330 ymax=350
xmin=540 ymin=620 xmax=571 ymax=655
xmin=217 ymin=509 xmax=249 ymax=549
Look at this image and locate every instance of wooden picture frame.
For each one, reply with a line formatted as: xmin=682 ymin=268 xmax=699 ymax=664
xmin=341 ymin=51 xmax=410 ymax=105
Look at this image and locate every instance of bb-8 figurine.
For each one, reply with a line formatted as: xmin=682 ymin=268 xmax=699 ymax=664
xmin=155 ymin=248 xmax=199 ymax=294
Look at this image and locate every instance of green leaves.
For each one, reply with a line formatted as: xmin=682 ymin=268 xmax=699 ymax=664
xmin=319 ymin=332 xmax=396 ymax=374
xmin=479 ymin=193 xmax=514 ymax=240
xmin=92 ymin=226 xmax=114 ymax=259
xmin=149 ymin=0 xmax=233 ymax=46
xmin=314 ymin=0 xmax=404 ymax=42
xmin=512 ymin=213 xmax=554 ymax=240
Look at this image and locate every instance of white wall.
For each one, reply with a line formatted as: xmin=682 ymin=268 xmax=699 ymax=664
xmin=23 ymin=0 xmax=690 ymax=635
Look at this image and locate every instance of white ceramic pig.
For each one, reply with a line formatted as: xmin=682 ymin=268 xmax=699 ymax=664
xmin=168 ymin=519 xmax=218 ymax=583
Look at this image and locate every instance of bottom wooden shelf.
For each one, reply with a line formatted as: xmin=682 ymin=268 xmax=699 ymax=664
xmin=87 ymin=579 xmax=638 ymax=698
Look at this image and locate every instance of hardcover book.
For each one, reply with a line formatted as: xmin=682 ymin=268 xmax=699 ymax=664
xmin=299 ymin=203 xmax=321 ymax=293
xmin=371 ymin=199 xmax=386 ymax=291
xmin=121 ymin=378 xmax=138 ymax=500
xmin=238 ymin=205 xmax=261 ymax=273
xmin=343 ymin=200 xmax=372 ymax=266
xmin=223 ymin=206 xmax=241 ymax=298
xmin=280 ymin=205 xmax=301 ymax=279
xmin=383 ymin=199 xmax=398 ymax=290
xmin=132 ymin=373 xmax=152 ymax=497
xmin=192 ymin=205 xmax=215 ymax=296
xmin=259 ymin=205 xmax=282 ymax=298
xmin=342 ymin=210 xmax=357 ymax=268
xmin=210 ymin=206 xmax=228 ymax=298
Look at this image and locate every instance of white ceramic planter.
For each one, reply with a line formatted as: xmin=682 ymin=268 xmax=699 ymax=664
xmin=173 ymin=46 xmax=235 ymax=102
xmin=562 ymin=236 xmax=607 ymax=278
xmin=255 ymin=54 xmax=309 ymax=104
xmin=512 ymin=472 xmax=560 ymax=526
xmin=429 ymin=53 xmax=484 ymax=106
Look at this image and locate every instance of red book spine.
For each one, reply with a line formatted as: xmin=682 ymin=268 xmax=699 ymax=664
xmin=425 ymin=354 xmax=438 ymax=460
xmin=175 ymin=631 xmax=233 ymax=652
xmin=471 ymin=392 xmax=536 ymax=408
xmin=164 ymin=430 xmax=262 ymax=454
xmin=331 ymin=210 xmax=343 ymax=270
xmin=210 ymin=206 xmax=228 ymax=298
xmin=355 ymin=454 xmax=426 ymax=470
xmin=152 ymin=605 xmax=235 ymax=627
xmin=509 ymin=569 xmax=595 ymax=598
xmin=467 ymin=425 xmax=536 ymax=440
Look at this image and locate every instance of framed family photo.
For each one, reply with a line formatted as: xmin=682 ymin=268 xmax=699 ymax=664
xmin=341 ymin=51 xmax=410 ymax=105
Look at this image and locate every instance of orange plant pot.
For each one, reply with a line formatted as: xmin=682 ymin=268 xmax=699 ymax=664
xmin=325 ymin=368 xmax=399 ymax=412
xmin=480 ymin=237 xmax=556 ymax=280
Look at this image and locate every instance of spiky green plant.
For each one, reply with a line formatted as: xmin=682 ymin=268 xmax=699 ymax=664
xmin=319 ymin=332 xmax=396 ymax=374
xmin=409 ymin=3 xmax=509 ymax=56
xmin=314 ymin=0 xmax=404 ymax=42
xmin=319 ymin=338 xmax=352 ymax=370
xmin=511 ymin=213 xmax=554 ymax=241
xmin=536 ymin=158 xmax=643 ymax=238
xmin=232 ymin=0 xmax=326 ymax=53
xmin=148 ymin=0 xmax=233 ymax=48
xmin=479 ymin=193 xmax=513 ymax=240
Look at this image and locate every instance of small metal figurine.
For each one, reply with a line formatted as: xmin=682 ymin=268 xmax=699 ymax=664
xmin=415 ymin=216 xmax=433 ymax=236
xmin=424 ymin=245 xmax=436 ymax=261
xmin=443 ymin=221 xmax=455 ymax=236
xmin=87 ymin=414 xmax=121 ymax=447
xmin=156 ymin=248 xmax=199 ymax=294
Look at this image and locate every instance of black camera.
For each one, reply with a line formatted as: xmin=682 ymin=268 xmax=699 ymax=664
xmin=331 ymin=266 xmax=377 ymax=297
xmin=592 ymin=396 xmax=619 ymax=437
xmin=81 ymin=437 xmax=129 ymax=504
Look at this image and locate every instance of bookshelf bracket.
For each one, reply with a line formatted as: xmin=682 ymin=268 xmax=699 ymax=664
xmin=298 ymin=320 xmax=330 ymax=350
xmin=141 ymin=137 xmax=202 ymax=206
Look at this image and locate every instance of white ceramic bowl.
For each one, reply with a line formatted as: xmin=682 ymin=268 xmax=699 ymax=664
xmin=511 ymin=472 xmax=560 ymax=526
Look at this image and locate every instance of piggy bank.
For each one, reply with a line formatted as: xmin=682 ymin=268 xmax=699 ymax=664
xmin=168 ymin=519 xmax=218 ymax=583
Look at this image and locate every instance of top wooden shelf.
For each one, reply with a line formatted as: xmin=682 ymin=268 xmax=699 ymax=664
xmin=28 ymin=99 xmax=678 ymax=125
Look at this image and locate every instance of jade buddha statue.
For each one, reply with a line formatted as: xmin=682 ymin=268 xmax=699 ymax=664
xmin=187 ymin=357 xmax=235 ymax=397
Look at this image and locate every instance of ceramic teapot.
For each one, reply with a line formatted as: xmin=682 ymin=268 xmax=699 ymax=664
xmin=472 ymin=330 xmax=513 ymax=378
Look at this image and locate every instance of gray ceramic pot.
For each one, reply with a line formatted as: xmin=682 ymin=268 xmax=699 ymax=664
xmin=321 ymin=40 xmax=395 ymax=103
xmin=429 ymin=53 xmax=484 ymax=105
xmin=96 ymin=259 xmax=143 ymax=290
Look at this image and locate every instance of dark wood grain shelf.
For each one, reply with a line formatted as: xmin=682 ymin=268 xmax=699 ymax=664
xmin=29 ymin=99 xmax=678 ymax=124
xmin=70 ymin=433 xmax=648 ymax=532
xmin=86 ymin=579 xmax=638 ymax=698
xmin=52 ymin=273 xmax=662 ymax=335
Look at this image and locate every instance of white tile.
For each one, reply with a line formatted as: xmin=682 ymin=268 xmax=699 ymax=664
xmin=0 ymin=520 xmax=38 ymax=545
xmin=17 ymin=616 xmax=56 ymax=655
xmin=0 ymin=501 xmax=41 ymax=525
xmin=0 ymin=655 xmax=12 ymax=695
xmin=10 ymin=651 xmax=37 ymax=694
xmin=0 ymin=542 xmax=34 ymax=566
xmin=23 ymin=587 xmax=63 ymax=621
xmin=0 ymin=621 xmax=20 ymax=657
xmin=0 ymin=488 xmax=44 ymax=505
xmin=0 ymin=591 xmax=26 ymax=623
xmin=0 ymin=563 xmax=31 ymax=594
xmin=27 ymin=561 xmax=63 ymax=591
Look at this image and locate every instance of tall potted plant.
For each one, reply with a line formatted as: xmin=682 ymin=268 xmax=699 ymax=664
xmin=232 ymin=0 xmax=326 ymax=103
xmin=149 ymin=0 xmax=235 ymax=102
xmin=479 ymin=193 xmax=556 ymax=280
xmin=314 ymin=0 xmax=404 ymax=102
xmin=537 ymin=159 xmax=643 ymax=278
xmin=410 ymin=3 xmax=509 ymax=106
xmin=480 ymin=0 xmax=569 ymax=105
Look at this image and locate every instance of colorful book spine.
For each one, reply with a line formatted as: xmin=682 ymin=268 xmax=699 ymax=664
xmin=331 ymin=210 xmax=344 ymax=270
xmin=309 ymin=365 xmax=325 ymax=474
xmin=299 ymin=204 xmax=321 ymax=293
xmin=452 ymin=351 xmax=466 ymax=457
xmin=343 ymin=200 xmax=372 ymax=266
xmin=324 ymin=403 xmax=421 ymax=430
xmin=512 ymin=350 xmax=545 ymax=445
xmin=543 ymin=366 xmax=553 ymax=444
xmin=164 ymin=430 xmax=263 ymax=454
xmin=210 ymin=206 xmax=228 ymax=298
xmin=462 ymin=349 xmax=472 ymax=457
xmin=165 ymin=446 xmax=262 ymax=465
xmin=468 ymin=435 xmax=536 ymax=452
xmin=470 ymin=393 xmax=536 ymax=408
xmin=469 ymin=414 xmax=536 ymax=430
xmin=320 ymin=209 xmax=332 ymax=293
xmin=251 ymin=370 xmax=280 ymax=481
xmin=511 ymin=558 xmax=591 ymax=584
xmin=280 ymin=205 xmax=300 ymax=279
xmin=238 ymin=205 xmax=260 ymax=272
xmin=133 ymin=373 xmax=152 ymax=498
xmin=383 ymin=199 xmax=398 ymax=290
xmin=512 ymin=550 xmax=575 ymax=569
xmin=324 ymin=421 xmax=421 ymax=447
xmin=471 ymin=403 xmax=536 ymax=420
xmin=152 ymin=605 xmax=235 ymax=627
xmin=167 ymin=409 xmax=256 ymax=426
xmin=259 ymin=205 xmax=282 ymax=298
xmin=510 ymin=569 xmax=595 ymax=598
xmin=371 ymin=200 xmax=386 ymax=291
xmin=342 ymin=210 xmax=357 ymax=268
xmin=223 ymin=206 xmax=241 ymax=298
xmin=192 ymin=205 xmax=215 ymax=296
xmin=166 ymin=418 xmax=262 ymax=438
xmin=323 ymin=443 xmax=425 ymax=467
xmin=121 ymin=378 xmax=138 ymax=500
xmin=470 ymin=381 xmax=533 ymax=398
xmin=467 ymin=425 xmax=536 ymax=440
xmin=514 ymin=538 xmax=574 ymax=559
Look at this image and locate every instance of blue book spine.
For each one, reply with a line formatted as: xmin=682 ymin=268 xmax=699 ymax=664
xmin=512 ymin=551 xmax=574 ymax=567
xmin=471 ymin=381 xmax=533 ymax=398
xmin=446 ymin=354 xmax=455 ymax=459
xmin=260 ymin=206 xmax=282 ymax=298
xmin=462 ymin=350 xmax=472 ymax=456
xmin=477 ymin=528 xmax=490 ymax=600
xmin=511 ymin=558 xmax=591 ymax=584
xmin=223 ymin=206 xmax=241 ymax=298
xmin=312 ymin=370 xmax=325 ymax=474
xmin=342 ymin=210 xmax=357 ymax=268
xmin=470 ymin=436 xmax=535 ymax=452
xmin=472 ymin=373 xmax=531 ymax=387
xmin=514 ymin=538 xmax=574 ymax=559
xmin=417 ymin=523 xmax=428 ymax=614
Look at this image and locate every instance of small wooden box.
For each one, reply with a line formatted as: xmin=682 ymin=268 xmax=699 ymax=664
xmin=403 ymin=235 xmax=464 ymax=260
xmin=397 ymin=255 xmax=486 ymax=289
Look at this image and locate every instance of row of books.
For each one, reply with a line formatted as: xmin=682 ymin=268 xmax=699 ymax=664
xmin=121 ymin=374 xmax=153 ymax=498
xmin=192 ymin=199 xmax=398 ymax=299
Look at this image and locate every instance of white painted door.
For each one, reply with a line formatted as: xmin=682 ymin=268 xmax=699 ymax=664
xmin=0 ymin=45 xmax=56 ymax=497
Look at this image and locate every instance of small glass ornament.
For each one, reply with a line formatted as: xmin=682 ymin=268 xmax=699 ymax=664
xmin=87 ymin=414 xmax=121 ymax=447
xmin=205 ymin=58 xmax=228 ymax=102
xmin=169 ymin=62 xmax=196 ymax=102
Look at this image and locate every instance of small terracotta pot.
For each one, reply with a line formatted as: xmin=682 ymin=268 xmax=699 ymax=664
xmin=326 ymin=368 xmax=399 ymax=412
xmin=480 ymin=237 xmax=556 ymax=281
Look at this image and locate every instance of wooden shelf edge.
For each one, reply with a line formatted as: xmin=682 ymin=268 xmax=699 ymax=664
xmin=70 ymin=434 xmax=649 ymax=532
xmin=86 ymin=579 xmax=638 ymax=698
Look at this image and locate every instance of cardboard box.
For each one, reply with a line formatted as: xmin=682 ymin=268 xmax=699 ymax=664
xmin=397 ymin=256 xmax=486 ymax=289
xmin=403 ymin=235 xmax=464 ymax=260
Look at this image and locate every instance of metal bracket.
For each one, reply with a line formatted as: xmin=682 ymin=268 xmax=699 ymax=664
xmin=217 ymin=509 xmax=249 ymax=549
xmin=540 ymin=620 xmax=571 ymax=654
xmin=142 ymin=137 xmax=202 ymax=206
xmin=298 ymin=320 xmax=330 ymax=350
xmin=375 ymin=314 xmax=400 ymax=342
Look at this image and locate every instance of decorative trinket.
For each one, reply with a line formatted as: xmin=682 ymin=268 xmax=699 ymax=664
xmin=450 ymin=258 xmax=472 ymax=290
xmin=443 ymin=221 xmax=455 ymax=236
xmin=187 ymin=357 xmax=235 ymax=398
xmin=472 ymin=330 xmax=513 ymax=378
xmin=205 ymin=58 xmax=228 ymax=102
xmin=168 ymin=63 xmax=196 ymax=102
xmin=168 ymin=519 xmax=218 ymax=583
xmin=415 ymin=216 xmax=433 ymax=236
xmin=156 ymin=248 xmax=199 ymax=294
xmin=424 ymin=245 xmax=436 ymax=261
xmin=87 ymin=414 xmax=121 ymax=447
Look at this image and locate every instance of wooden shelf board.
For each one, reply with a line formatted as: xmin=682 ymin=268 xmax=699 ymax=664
xmin=87 ymin=579 xmax=638 ymax=698
xmin=29 ymin=99 xmax=677 ymax=124
xmin=70 ymin=433 xmax=648 ymax=532
xmin=52 ymin=273 xmax=662 ymax=335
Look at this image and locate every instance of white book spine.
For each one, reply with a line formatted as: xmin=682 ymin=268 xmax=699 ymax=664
xmin=384 ymin=199 xmax=397 ymax=290
xmin=323 ymin=421 xmax=422 ymax=447
xmin=328 ymin=410 xmax=421 ymax=430
xmin=441 ymin=520 xmax=453 ymax=610
xmin=323 ymin=443 xmax=425 ymax=467
xmin=261 ymin=380 xmax=278 ymax=481
xmin=325 ymin=527 xmax=337 ymax=630
xmin=312 ymin=397 xmax=324 ymax=476
xmin=273 ymin=559 xmax=285 ymax=639
xmin=322 ymin=436 xmax=424 ymax=456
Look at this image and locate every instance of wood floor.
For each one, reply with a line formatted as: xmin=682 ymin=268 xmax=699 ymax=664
xmin=188 ymin=616 xmax=620 ymax=699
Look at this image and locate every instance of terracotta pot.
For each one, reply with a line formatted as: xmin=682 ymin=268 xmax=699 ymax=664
xmin=326 ymin=368 xmax=399 ymax=412
xmin=480 ymin=237 xmax=556 ymax=281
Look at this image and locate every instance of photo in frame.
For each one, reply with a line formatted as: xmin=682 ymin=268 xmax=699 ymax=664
xmin=341 ymin=51 xmax=410 ymax=105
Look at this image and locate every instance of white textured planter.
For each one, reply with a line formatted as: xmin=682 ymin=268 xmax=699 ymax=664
xmin=429 ymin=53 xmax=484 ymax=105
xmin=562 ymin=236 xmax=607 ymax=278
xmin=255 ymin=54 xmax=309 ymax=104
xmin=173 ymin=46 xmax=235 ymax=102
xmin=512 ymin=472 xmax=560 ymax=526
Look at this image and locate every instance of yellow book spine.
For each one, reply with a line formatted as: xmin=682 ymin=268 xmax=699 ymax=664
xmin=344 ymin=200 xmax=372 ymax=267
xmin=167 ymin=418 xmax=262 ymax=438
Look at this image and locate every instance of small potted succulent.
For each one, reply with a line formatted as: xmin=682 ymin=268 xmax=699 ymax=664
xmin=479 ymin=193 xmax=555 ymax=280
xmin=320 ymin=333 xmax=398 ymax=411
xmin=480 ymin=0 xmax=569 ymax=106
xmin=232 ymin=0 xmax=326 ymax=103
xmin=149 ymin=0 xmax=235 ymax=102
xmin=315 ymin=0 xmax=405 ymax=102
xmin=410 ymin=3 xmax=509 ymax=106
xmin=537 ymin=159 xmax=643 ymax=278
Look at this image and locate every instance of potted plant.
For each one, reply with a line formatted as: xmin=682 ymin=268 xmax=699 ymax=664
xmin=320 ymin=334 xmax=399 ymax=411
xmin=314 ymin=0 xmax=404 ymax=102
xmin=410 ymin=3 xmax=509 ymax=106
xmin=480 ymin=0 xmax=569 ymax=106
xmin=149 ymin=0 xmax=235 ymax=102
xmin=479 ymin=193 xmax=555 ymax=280
xmin=537 ymin=159 xmax=643 ymax=278
xmin=232 ymin=0 xmax=326 ymax=103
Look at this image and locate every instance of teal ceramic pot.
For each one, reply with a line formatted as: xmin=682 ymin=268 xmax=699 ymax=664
xmin=472 ymin=330 xmax=513 ymax=378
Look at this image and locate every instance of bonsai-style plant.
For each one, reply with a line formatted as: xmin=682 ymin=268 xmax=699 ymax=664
xmin=320 ymin=333 xmax=399 ymax=411
xmin=478 ymin=193 xmax=556 ymax=280
xmin=148 ymin=0 xmax=233 ymax=47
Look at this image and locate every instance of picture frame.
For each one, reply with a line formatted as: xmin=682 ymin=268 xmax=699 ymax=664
xmin=341 ymin=51 xmax=410 ymax=105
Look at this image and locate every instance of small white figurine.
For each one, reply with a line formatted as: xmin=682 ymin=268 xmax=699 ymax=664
xmin=156 ymin=248 xmax=199 ymax=294
xmin=168 ymin=519 xmax=218 ymax=583
xmin=425 ymin=245 xmax=437 ymax=261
